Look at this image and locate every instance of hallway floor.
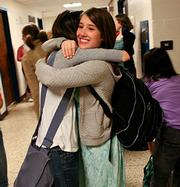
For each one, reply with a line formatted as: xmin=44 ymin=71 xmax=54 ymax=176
xmin=0 ymin=101 xmax=150 ymax=187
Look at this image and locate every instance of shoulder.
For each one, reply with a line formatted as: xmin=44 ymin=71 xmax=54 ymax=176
xmin=79 ymin=60 xmax=109 ymax=72
xmin=123 ymin=29 xmax=135 ymax=39
xmin=72 ymin=60 xmax=113 ymax=80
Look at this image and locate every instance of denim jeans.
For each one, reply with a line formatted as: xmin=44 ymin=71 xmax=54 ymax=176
xmin=151 ymin=126 xmax=180 ymax=187
xmin=0 ymin=130 xmax=8 ymax=187
xmin=49 ymin=146 xmax=79 ymax=187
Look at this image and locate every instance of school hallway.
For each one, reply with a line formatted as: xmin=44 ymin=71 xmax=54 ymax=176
xmin=0 ymin=101 xmax=150 ymax=187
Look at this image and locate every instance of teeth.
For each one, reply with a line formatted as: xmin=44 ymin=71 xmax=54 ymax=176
xmin=80 ymin=38 xmax=88 ymax=43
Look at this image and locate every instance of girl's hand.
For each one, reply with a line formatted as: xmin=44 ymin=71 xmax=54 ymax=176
xmin=122 ymin=50 xmax=130 ymax=62
xmin=61 ymin=40 xmax=78 ymax=59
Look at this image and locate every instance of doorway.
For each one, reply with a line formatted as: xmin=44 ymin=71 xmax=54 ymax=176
xmin=0 ymin=9 xmax=19 ymax=106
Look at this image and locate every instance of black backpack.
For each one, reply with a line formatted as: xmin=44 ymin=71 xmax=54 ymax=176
xmin=90 ymin=67 xmax=163 ymax=151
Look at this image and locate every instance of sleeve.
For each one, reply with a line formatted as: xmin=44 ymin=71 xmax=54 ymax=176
xmin=35 ymin=58 xmax=109 ymax=89
xmin=122 ymin=30 xmax=135 ymax=55
xmin=69 ymin=48 xmax=123 ymax=63
xmin=17 ymin=45 xmax=24 ymax=62
xmin=144 ymin=81 xmax=154 ymax=93
xmin=22 ymin=57 xmax=39 ymax=92
xmin=52 ymin=48 xmax=124 ymax=69
xmin=41 ymin=37 xmax=66 ymax=53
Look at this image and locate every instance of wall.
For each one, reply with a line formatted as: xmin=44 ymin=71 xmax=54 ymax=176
xmin=127 ymin=0 xmax=152 ymax=77
xmin=0 ymin=0 xmax=42 ymax=96
xmin=128 ymin=0 xmax=180 ymax=77
xmin=42 ymin=16 xmax=55 ymax=32
xmin=151 ymin=0 xmax=180 ymax=73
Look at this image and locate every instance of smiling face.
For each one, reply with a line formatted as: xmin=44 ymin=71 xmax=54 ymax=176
xmin=76 ymin=14 xmax=102 ymax=49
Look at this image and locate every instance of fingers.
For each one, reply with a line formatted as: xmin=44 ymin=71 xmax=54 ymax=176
xmin=122 ymin=50 xmax=130 ymax=61
xmin=61 ymin=40 xmax=77 ymax=59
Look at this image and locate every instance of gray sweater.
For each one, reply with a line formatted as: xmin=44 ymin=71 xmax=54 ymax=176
xmin=35 ymin=39 xmax=122 ymax=146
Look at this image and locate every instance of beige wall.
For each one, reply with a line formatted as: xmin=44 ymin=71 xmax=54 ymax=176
xmin=42 ymin=16 xmax=55 ymax=32
xmin=128 ymin=0 xmax=180 ymax=77
xmin=127 ymin=0 xmax=153 ymax=77
xmin=151 ymin=0 xmax=180 ymax=73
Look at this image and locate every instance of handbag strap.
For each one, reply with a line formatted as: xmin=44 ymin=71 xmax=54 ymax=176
xmin=33 ymin=51 xmax=74 ymax=148
xmin=33 ymin=51 xmax=57 ymax=137
xmin=42 ymin=88 xmax=74 ymax=148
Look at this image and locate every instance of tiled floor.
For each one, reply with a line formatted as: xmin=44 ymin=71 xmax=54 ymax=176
xmin=0 ymin=102 xmax=150 ymax=187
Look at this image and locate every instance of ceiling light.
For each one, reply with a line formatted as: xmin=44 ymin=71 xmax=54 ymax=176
xmin=63 ymin=2 xmax=82 ymax=8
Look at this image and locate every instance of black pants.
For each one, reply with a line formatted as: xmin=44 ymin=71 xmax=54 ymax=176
xmin=151 ymin=126 xmax=180 ymax=187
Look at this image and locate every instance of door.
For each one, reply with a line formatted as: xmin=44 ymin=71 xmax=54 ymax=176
xmin=0 ymin=13 xmax=14 ymax=105
xmin=140 ymin=20 xmax=150 ymax=73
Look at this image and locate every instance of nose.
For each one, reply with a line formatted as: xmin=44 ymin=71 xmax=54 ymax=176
xmin=77 ymin=27 xmax=87 ymax=37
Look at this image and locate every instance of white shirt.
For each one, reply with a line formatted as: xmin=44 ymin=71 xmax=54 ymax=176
xmin=35 ymin=84 xmax=78 ymax=152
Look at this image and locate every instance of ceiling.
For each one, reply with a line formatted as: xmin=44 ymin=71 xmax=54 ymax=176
xmin=14 ymin=0 xmax=111 ymax=17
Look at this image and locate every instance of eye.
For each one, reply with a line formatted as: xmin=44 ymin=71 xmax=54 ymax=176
xmin=88 ymin=27 xmax=95 ymax=31
xmin=78 ymin=25 xmax=83 ymax=29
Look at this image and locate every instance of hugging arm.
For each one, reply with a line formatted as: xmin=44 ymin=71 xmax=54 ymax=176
xmin=36 ymin=47 xmax=129 ymax=72
xmin=53 ymin=48 xmax=129 ymax=69
xmin=41 ymin=37 xmax=129 ymax=66
xmin=41 ymin=37 xmax=66 ymax=53
xmin=36 ymin=60 xmax=109 ymax=89
xmin=35 ymin=47 xmax=128 ymax=87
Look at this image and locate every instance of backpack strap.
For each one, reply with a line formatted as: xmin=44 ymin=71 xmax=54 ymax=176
xmin=89 ymin=86 xmax=112 ymax=119
xmin=89 ymin=86 xmax=113 ymax=162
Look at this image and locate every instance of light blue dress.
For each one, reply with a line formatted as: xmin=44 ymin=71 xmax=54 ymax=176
xmin=80 ymin=136 xmax=125 ymax=187
xmin=75 ymin=89 xmax=126 ymax=187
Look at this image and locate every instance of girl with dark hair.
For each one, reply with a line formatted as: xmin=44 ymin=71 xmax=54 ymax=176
xmin=143 ymin=47 xmax=180 ymax=187
xmin=114 ymin=14 xmax=136 ymax=76
xmin=21 ymin=23 xmax=48 ymax=117
xmin=35 ymin=8 xmax=127 ymax=187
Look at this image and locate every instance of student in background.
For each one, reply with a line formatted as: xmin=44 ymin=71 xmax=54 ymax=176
xmin=114 ymin=14 xmax=136 ymax=76
xmin=21 ymin=23 xmax=48 ymax=118
xmin=143 ymin=47 xmax=180 ymax=187
xmin=0 ymin=90 xmax=8 ymax=187
xmin=17 ymin=41 xmax=32 ymax=102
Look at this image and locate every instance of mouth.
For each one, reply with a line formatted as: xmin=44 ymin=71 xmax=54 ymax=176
xmin=78 ymin=37 xmax=89 ymax=44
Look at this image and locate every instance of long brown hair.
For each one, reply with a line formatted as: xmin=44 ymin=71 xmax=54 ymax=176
xmin=82 ymin=7 xmax=116 ymax=49
xmin=52 ymin=10 xmax=82 ymax=41
xmin=115 ymin=14 xmax=134 ymax=31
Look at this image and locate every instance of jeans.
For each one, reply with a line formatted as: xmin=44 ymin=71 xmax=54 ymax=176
xmin=151 ymin=126 xmax=180 ymax=187
xmin=49 ymin=146 xmax=79 ymax=187
xmin=0 ymin=130 xmax=8 ymax=187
